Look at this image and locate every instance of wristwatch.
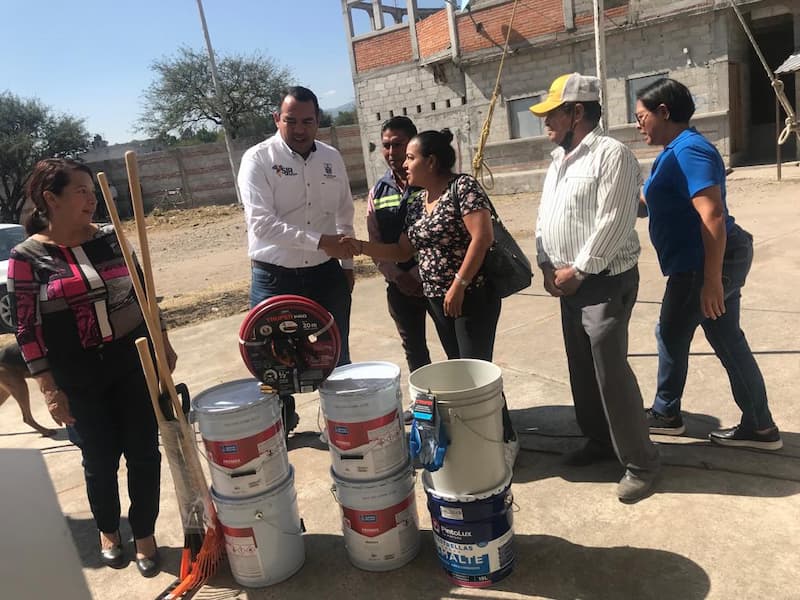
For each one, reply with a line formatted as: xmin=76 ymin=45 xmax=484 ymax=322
xmin=572 ymin=266 xmax=587 ymax=281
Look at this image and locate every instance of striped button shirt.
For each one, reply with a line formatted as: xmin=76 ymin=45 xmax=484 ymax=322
xmin=535 ymin=127 xmax=642 ymax=275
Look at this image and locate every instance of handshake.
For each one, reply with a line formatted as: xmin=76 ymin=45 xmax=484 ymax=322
xmin=319 ymin=234 xmax=366 ymax=260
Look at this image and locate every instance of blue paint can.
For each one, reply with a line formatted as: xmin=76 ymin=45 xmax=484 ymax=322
xmin=424 ymin=472 xmax=514 ymax=588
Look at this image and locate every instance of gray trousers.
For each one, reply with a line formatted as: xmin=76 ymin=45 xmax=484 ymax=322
xmin=560 ymin=266 xmax=659 ymax=475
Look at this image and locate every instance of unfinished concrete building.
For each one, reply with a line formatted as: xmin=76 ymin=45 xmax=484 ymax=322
xmin=341 ymin=0 xmax=800 ymax=193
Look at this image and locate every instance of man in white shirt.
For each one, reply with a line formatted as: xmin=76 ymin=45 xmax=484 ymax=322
xmin=531 ymin=73 xmax=660 ymax=503
xmin=238 ymin=86 xmax=355 ymax=434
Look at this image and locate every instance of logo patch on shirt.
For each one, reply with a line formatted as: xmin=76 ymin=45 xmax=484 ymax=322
xmin=323 ymin=162 xmax=336 ymax=179
xmin=272 ymin=164 xmax=297 ymax=177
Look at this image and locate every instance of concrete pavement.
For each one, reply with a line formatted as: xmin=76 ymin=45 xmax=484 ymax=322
xmin=1 ymin=165 xmax=799 ymax=599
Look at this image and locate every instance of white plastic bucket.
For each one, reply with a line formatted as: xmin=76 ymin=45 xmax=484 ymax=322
xmin=319 ymin=362 xmax=407 ymax=480
xmin=331 ymin=462 xmax=420 ymax=571
xmin=408 ymin=359 xmax=506 ymax=496
xmin=192 ymin=379 xmax=288 ymax=498
xmin=212 ymin=466 xmax=305 ymax=588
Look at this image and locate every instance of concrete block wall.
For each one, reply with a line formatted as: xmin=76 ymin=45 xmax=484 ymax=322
xmin=464 ymin=9 xmax=734 ymax=190
xmin=635 ymin=0 xmax=710 ymax=20
xmin=86 ymin=125 xmax=367 ymax=213
xmin=355 ymin=61 xmax=472 ymax=185
xmin=346 ymin=0 xmax=775 ymax=193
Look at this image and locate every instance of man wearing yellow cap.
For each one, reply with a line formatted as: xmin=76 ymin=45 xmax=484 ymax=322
xmin=531 ymin=73 xmax=661 ymax=503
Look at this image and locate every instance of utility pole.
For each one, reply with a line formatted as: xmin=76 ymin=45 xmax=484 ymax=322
xmin=196 ymin=0 xmax=242 ymax=204
xmin=593 ymin=0 xmax=609 ymax=132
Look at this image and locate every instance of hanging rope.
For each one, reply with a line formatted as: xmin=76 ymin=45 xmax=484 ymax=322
xmin=731 ymin=0 xmax=799 ymax=146
xmin=471 ymin=0 xmax=520 ymax=188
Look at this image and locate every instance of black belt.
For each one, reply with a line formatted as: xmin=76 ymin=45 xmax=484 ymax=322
xmin=251 ymin=258 xmax=336 ymax=274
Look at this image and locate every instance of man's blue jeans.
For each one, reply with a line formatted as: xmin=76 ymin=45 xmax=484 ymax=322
xmin=250 ymin=259 xmax=351 ymax=366
xmin=651 ymin=225 xmax=775 ymax=430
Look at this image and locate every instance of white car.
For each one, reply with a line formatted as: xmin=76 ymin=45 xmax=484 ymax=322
xmin=0 ymin=223 xmax=26 ymax=333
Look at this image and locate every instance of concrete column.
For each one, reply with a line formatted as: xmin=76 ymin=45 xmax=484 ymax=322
xmin=341 ymin=0 xmax=358 ymax=79
xmin=408 ymin=0 xmax=420 ymax=61
xmin=447 ymin=1 xmax=461 ymax=62
xmin=794 ymin=6 xmax=800 ymax=159
xmin=372 ymin=0 xmax=385 ymax=30
xmin=563 ymin=0 xmax=575 ymax=31
xmin=628 ymin=0 xmax=640 ymax=25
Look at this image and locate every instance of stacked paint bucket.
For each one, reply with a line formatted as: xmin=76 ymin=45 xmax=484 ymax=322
xmin=409 ymin=359 xmax=515 ymax=588
xmin=192 ymin=379 xmax=305 ymax=588
xmin=319 ymin=362 xmax=421 ymax=571
xmin=195 ymin=294 xmax=343 ymax=587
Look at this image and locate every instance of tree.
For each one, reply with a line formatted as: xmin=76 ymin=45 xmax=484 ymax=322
xmin=91 ymin=134 xmax=108 ymax=149
xmin=139 ymin=47 xmax=293 ymax=140
xmin=319 ymin=110 xmax=332 ymax=128
xmin=334 ymin=110 xmax=358 ymax=126
xmin=0 ymin=92 xmax=90 ymax=223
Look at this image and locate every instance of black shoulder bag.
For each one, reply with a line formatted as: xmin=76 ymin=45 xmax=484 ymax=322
xmin=449 ymin=176 xmax=533 ymax=298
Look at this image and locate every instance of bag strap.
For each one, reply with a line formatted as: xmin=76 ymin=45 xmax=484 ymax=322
xmin=448 ymin=174 xmax=500 ymax=222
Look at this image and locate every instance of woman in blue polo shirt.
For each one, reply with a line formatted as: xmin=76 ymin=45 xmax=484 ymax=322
xmin=635 ymin=78 xmax=781 ymax=450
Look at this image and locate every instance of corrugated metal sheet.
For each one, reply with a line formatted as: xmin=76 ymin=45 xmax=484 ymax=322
xmin=775 ymin=52 xmax=800 ymax=75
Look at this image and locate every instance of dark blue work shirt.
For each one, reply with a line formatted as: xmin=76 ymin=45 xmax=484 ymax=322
xmin=643 ymin=127 xmax=735 ymax=275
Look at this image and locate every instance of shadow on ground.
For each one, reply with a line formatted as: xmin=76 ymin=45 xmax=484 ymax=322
xmin=510 ymin=405 xmax=800 ymax=496
xmin=210 ymin=531 xmax=711 ymax=600
xmin=65 ymin=515 xmax=182 ymax=577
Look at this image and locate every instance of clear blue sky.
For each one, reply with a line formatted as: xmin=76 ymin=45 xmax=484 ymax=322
xmin=0 ymin=0 xmax=369 ymax=144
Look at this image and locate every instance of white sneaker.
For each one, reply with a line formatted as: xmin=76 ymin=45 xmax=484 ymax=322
xmin=504 ymin=436 xmax=520 ymax=469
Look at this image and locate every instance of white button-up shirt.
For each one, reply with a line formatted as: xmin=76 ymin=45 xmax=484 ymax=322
xmin=238 ymin=134 xmax=355 ymax=269
xmin=535 ymin=127 xmax=641 ymax=275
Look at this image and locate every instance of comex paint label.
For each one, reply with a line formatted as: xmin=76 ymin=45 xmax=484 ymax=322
xmin=203 ymin=420 xmax=283 ymax=469
xmin=222 ymin=525 xmax=265 ymax=580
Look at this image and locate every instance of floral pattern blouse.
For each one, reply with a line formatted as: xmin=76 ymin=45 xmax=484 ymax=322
xmin=406 ymin=174 xmax=491 ymax=298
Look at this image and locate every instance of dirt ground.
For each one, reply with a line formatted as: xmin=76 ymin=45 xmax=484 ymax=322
xmin=123 ymin=190 xmax=539 ymax=329
xmin=3 ymin=164 xmax=795 ymax=339
xmin=119 ymin=165 xmax=800 ymax=329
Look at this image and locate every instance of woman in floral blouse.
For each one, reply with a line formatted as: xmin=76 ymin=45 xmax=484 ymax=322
xmin=346 ymin=129 xmax=516 ymax=451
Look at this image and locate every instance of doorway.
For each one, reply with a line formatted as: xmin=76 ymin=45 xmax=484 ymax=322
xmin=745 ymin=14 xmax=796 ymax=164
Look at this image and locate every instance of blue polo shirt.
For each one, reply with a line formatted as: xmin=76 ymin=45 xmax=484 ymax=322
xmin=643 ymin=128 xmax=735 ymax=275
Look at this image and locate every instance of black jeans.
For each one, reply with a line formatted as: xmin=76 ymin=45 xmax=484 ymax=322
xmin=426 ymin=284 xmax=501 ymax=362
xmin=386 ymin=281 xmax=431 ymax=373
xmin=57 ymin=324 xmax=161 ymax=539
xmin=427 ymin=285 xmax=514 ymax=440
xmin=250 ymin=259 xmax=352 ymax=366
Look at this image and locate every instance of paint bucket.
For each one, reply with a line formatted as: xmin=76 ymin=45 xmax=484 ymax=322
xmin=408 ymin=359 xmax=505 ymax=496
xmin=212 ymin=466 xmax=305 ymax=588
xmin=331 ymin=462 xmax=420 ymax=571
xmin=423 ymin=470 xmax=514 ymax=588
xmin=319 ymin=362 xmax=407 ymax=480
xmin=192 ymin=379 xmax=288 ymax=498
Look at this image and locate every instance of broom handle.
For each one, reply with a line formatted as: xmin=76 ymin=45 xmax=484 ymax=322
xmin=96 ymin=172 xmax=186 ymax=426
xmin=125 ymin=152 xmax=160 ymax=324
xmin=98 ymin=172 xmax=210 ymax=504
xmin=135 ymin=336 xmax=166 ymax=425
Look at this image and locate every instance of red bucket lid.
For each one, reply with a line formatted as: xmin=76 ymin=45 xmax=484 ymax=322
xmin=239 ymin=295 xmax=341 ymax=395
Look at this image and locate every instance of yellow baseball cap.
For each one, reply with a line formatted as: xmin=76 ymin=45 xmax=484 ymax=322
xmin=529 ymin=73 xmax=601 ymax=116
